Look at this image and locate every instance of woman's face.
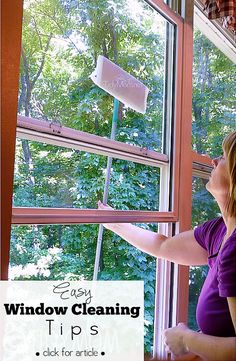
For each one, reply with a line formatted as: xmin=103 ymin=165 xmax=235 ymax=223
xmin=206 ymin=152 xmax=230 ymax=198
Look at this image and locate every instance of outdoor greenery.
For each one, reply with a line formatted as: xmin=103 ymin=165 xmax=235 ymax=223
xmin=11 ymin=0 xmax=235 ymax=353
xmin=189 ymin=30 xmax=235 ymax=330
xmin=192 ymin=31 xmax=235 ymax=158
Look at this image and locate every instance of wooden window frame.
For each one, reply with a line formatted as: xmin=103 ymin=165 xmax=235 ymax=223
xmin=1 ymin=0 xmax=24 ymax=280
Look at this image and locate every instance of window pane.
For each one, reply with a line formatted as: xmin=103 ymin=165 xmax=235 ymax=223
xmin=14 ymin=139 xmax=160 ymax=210
xmin=100 ymin=224 xmax=157 ymax=354
xmin=10 ymin=223 xmax=157 ymax=354
xmin=188 ymin=176 xmax=220 ymax=330
xmin=19 ymin=0 xmax=175 ymax=152
xmin=192 ymin=30 xmax=236 ymax=158
xmin=10 ymin=224 xmax=97 ymax=280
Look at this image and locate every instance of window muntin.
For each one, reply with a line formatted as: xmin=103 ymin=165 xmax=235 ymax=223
xmin=19 ymin=0 xmax=176 ymax=153
xmin=192 ymin=29 xmax=236 ymax=159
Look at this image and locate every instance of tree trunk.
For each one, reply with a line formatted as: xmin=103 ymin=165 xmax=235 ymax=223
xmin=20 ymin=32 xmax=52 ymax=188
xmin=113 ymin=240 xmax=118 ymax=266
xmin=22 ymin=139 xmax=35 ymax=186
xmin=18 ymin=71 xmax=26 ymax=113
xmin=194 ymin=41 xmax=210 ymax=154
xmin=58 ymin=225 xmax=63 ymax=247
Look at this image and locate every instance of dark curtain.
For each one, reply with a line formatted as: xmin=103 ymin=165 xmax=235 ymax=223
xmin=204 ymin=0 xmax=236 ymax=33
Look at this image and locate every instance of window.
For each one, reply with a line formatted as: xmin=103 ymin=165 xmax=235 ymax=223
xmin=3 ymin=2 xmax=235 ymax=358
xmin=11 ymin=0 xmax=185 ymax=358
xmin=192 ymin=31 xmax=236 ymax=158
xmin=189 ymin=16 xmax=236 ymax=332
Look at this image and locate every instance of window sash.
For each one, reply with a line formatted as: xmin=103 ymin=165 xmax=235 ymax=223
xmin=192 ymin=151 xmax=213 ymax=179
xmin=17 ymin=115 xmax=169 ymax=167
xmin=148 ymin=0 xmax=184 ymax=24
xmin=12 ymin=207 xmax=177 ymax=225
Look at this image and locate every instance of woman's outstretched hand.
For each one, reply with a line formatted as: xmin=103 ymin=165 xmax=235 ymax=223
xmin=97 ymin=200 xmax=114 ymax=211
xmin=97 ymin=200 xmax=115 ymax=231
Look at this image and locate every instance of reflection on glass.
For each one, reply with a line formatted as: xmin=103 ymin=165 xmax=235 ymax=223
xmin=192 ymin=30 xmax=236 ymax=159
xmin=13 ymin=139 xmax=160 ymax=209
xmin=19 ymin=0 xmax=175 ymax=152
xmin=188 ymin=176 xmax=220 ymax=330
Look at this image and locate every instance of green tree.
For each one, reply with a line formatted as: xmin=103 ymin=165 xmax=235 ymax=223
xmin=189 ymin=29 xmax=235 ymax=330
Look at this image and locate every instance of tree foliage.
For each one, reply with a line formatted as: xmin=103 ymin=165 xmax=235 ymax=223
xmin=192 ymin=30 xmax=236 ymax=158
xmin=188 ymin=32 xmax=235 ymax=330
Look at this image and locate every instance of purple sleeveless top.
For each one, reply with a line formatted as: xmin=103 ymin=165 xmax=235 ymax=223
xmin=194 ymin=217 xmax=236 ymax=337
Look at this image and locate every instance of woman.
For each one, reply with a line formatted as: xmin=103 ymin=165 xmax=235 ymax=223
xmin=98 ymin=131 xmax=236 ymax=361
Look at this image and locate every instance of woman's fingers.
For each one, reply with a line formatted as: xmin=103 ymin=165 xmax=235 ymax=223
xmin=162 ymin=324 xmax=190 ymax=358
xmin=97 ymin=200 xmax=114 ymax=210
xmin=97 ymin=200 xmax=115 ymax=231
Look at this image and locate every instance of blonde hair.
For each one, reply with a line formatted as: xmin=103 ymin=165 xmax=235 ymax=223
xmin=222 ymin=131 xmax=236 ymax=217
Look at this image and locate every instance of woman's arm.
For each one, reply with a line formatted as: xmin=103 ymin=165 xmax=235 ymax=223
xmin=163 ymin=323 xmax=236 ymax=361
xmin=98 ymin=201 xmax=208 ymax=266
xmin=184 ymin=329 xmax=236 ymax=361
xmin=228 ymin=297 xmax=236 ymax=333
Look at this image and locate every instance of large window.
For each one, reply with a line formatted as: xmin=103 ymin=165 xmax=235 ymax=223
xmin=11 ymin=0 xmax=184 ymax=357
xmin=9 ymin=0 xmax=236 ymax=359
xmin=192 ymin=30 xmax=236 ymax=158
xmin=189 ymin=23 xmax=236 ymax=330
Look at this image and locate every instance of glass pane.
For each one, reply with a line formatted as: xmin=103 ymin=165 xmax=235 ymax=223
xmin=192 ymin=29 xmax=236 ymax=159
xmin=10 ymin=224 xmax=97 ymax=280
xmin=100 ymin=224 xmax=157 ymax=354
xmin=10 ymin=223 xmax=157 ymax=354
xmin=19 ymin=0 xmax=175 ymax=152
xmin=14 ymin=139 xmax=160 ymax=210
xmin=188 ymin=176 xmax=220 ymax=330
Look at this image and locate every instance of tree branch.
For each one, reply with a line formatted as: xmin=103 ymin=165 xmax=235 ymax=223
xmin=32 ymin=33 xmax=52 ymax=87
xmin=34 ymin=9 xmax=84 ymax=55
xmin=32 ymin=15 xmax=43 ymax=50
xmin=21 ymin=46 xmax=32 ymax=116
xmin=109 ymin=10 xmax=118 ymax=63
xmin=21 ymin=46 xmax=31 ymax=89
